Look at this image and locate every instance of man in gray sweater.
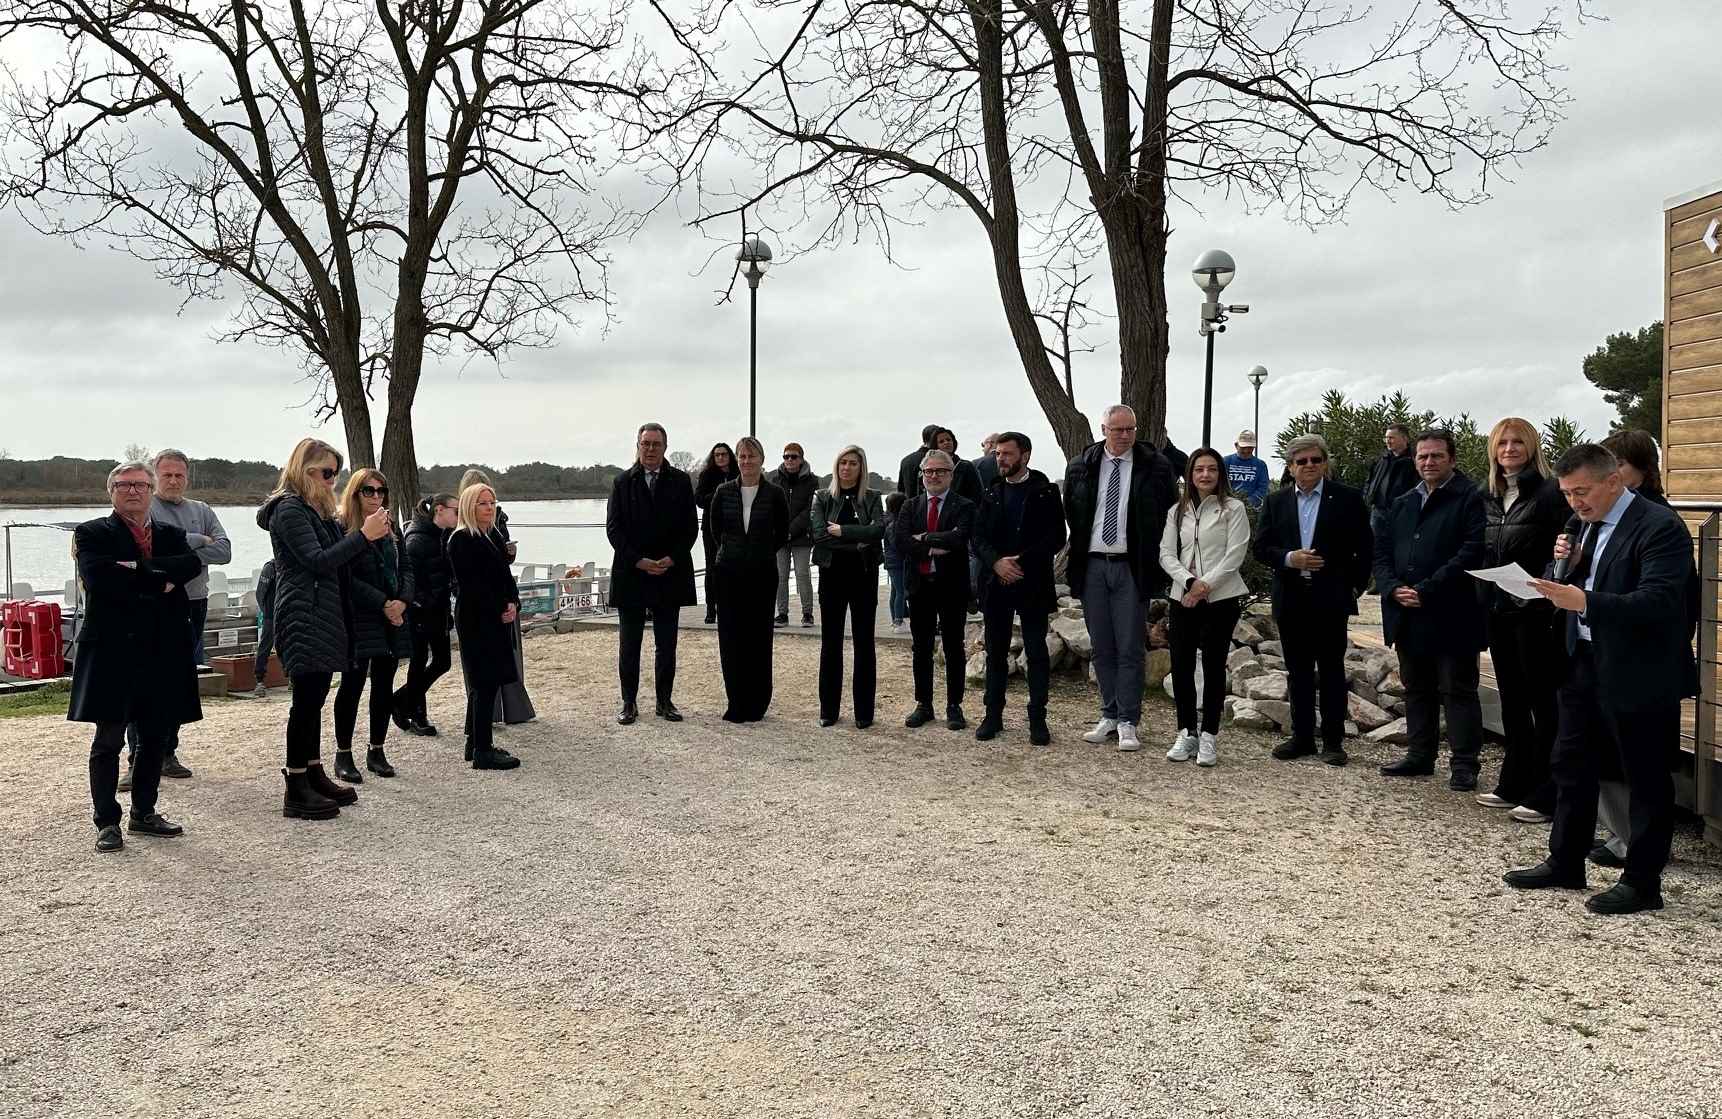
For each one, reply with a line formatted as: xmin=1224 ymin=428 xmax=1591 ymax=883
xmin=120 ymin=449 xmax=231 ymax=788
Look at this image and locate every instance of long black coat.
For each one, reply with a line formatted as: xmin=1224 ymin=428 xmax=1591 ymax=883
xmin=704 ymin=480 xmax=789 ymax=580
xmin=67 ymin=513 xmax=204 ymax=727
xmin=1481 ymin=470 xmax=1568 ymax=613
xmin=606 ymin=462 xmax=699 ymax=610
xmin=259 ymin=492 xmax=370 ymax=677
xmin=1374 ymin=473 xmax=1489 ymax=655
xmin=447 ymin=529 xmax=521 ymax=688
xmin=972 ymin=470 xmax=1068 ymax=614
xmin=894 ymin=490 xmax=975 ymax=598
xmin=897 ymin=445 xmax=933 ymax=500
xmin=346 ymin=529 xmax=416 ymax=661
xmin=1062 ymin=440 xmax=1179 ymax=599
xmin=1254 ymin=478 xmax=1373 ymax=616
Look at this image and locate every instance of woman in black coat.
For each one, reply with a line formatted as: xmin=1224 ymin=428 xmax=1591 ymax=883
xmin=694 ymin=442 xmax=739 ymax=624
xmin=394 ymin=493 xmax=457 ymax=736
xmin=809 ymin=445 xmax=886 ymax=727
xmin=448 ymin=483 xmax=523 ymax=770
xmin=460 ymin=468 xmax=535 ymax=724
xmin=1475 ymin=418 xmax=1570 ymax=819
xmin=330 ymin=469 xmax=415 ymax=782
xmin=259 ymin=438 xmax=389 ymax=820
xmin=704 ymin=436 xmax=789 ymax=722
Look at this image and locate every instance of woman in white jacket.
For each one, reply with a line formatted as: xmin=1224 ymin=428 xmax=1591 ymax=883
xmin=1158 ymin=447 xmax=1252 ymax=766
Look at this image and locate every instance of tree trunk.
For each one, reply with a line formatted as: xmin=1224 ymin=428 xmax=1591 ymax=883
xmin=328 ymin=346 xmax=377 ymax=469
xmin=1109 ymin=203 xmax=1171 ymax=447
xmin=381 ymin=275 xmax=429 ymax=521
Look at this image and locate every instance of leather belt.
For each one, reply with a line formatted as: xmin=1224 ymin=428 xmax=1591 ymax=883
xmin=1089 ymin=552 xmax=1131 ymax=561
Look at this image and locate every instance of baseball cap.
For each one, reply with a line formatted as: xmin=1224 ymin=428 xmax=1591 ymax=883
xmin=1236 ymin=430 xmax=1257 ymax=447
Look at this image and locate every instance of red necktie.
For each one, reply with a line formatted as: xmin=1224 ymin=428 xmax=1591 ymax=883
xmin=920 ymin=496 xmax=940 ymax=575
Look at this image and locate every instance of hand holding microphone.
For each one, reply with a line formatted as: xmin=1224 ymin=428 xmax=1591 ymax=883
xmin=1550 ymin=515 xmax=1581 ymax=581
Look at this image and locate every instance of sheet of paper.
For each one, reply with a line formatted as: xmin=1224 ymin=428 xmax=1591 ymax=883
xmin=1467 ymin=562 xmax=1548 ymax=601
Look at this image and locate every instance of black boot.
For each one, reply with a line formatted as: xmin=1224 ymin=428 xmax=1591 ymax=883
xmin=305 ymin=760 xmax=359 ymax=806
xmin=472 ymin=747 xmax=520 ymax=771
xmin=333 ymin=749 xmax=364 ymax=784
xmin=282 ymin=768 xmax=340 ymax=820
xmin=366 ymin=746 xmax=397 ymax=778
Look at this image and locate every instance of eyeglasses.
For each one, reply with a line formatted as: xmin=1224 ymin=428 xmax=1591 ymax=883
xmin=311 ymin=467 xmax=338 ymax=481
xmin=1292 ymin=457 xmax=1326 ymax=466
xmin=111 ymin=481 xmax=152 ymax=493
xmin=921 ymin=467 xmax=953 ymax=477
xmin=360 ymin=485 xmax=388 ymax=498
xmin=783 ymin=454 xmax=801 ymax=461
xmin=1106 ymin=425 xmax=1138 ymax=434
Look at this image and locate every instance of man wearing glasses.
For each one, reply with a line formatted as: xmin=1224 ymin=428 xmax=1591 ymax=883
xmin=769 ymin=442 xmax=819 ymax=627
xmin=1254 ymin=434 xmax=1373 ymax=766
xmin=895 ymin=450 xmax=976 ymax=730
xmin=68 ymin=462 xmax=203 ymax=852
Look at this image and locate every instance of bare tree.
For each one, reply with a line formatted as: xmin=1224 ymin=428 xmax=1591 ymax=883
xmin=668 ymin=449 xmax=695 ymax=471
xmin=2 ymin=0 xmax=682 ymax=510
xmin=668 ymin=0 xmax=1576 ymax=456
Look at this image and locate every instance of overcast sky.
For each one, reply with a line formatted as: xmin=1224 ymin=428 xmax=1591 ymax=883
xmin=1 ymin=2 xmax=1715 ymax=483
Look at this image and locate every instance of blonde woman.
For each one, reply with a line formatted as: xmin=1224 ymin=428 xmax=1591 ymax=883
xmin=331 ymin=469 xmax=414 ymax=782
xmin=703 ymin=436 xmax=789 ymax=721
xmin=447 ymin=484 xmax=522 ymax=770
xmin=809 ymin=445 xmax=886 ymax=727
xmin=258 ymin=438 xmax=389 ymax=819
xmin=457 ymin=468 xmax=535 ymax=723
xmin=1475 ymin=417 xmax=1569 ymax=819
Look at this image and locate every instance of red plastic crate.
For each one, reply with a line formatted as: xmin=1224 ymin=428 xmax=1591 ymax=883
xmin=3 ymin=600 xmax=65 ymax=679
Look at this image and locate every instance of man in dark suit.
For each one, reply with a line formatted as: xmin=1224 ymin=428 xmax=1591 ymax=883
xmin=1361 ymin=423 xmax=1418 ymax=540
xmin=1062 ymin=406 xmax=1178 ymax=751
xmin=973 ymin=434 xmax=1000 ymax=488
xmin=1254 ymin=433 xmax=1373 ymax=765
xmin=1374 ymin=428 xmax=1488 ymax=789
xmin=896 ymin=449 xmax=976 ymax=730
xmin=68 ymin=461 xmax=203 ymax=852
xmin=896 ymin=424 xmax=943 ymax=501
xmin=1511 ymin=443 xmax=1699 ymax=914
xmin=973 ymin=432 xmax=1068 ymax=745
xmin=606 ymin=422 xmax=699 ymax=724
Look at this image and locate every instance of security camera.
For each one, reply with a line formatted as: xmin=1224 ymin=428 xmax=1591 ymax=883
xmin=1227 ymin=304 xmax=1250 ymax=314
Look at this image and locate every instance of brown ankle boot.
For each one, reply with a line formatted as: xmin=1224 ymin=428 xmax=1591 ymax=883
xmin=304 ymin=760 xmax=358 ymax=806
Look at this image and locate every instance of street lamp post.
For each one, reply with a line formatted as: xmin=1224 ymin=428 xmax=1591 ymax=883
xmin=1192 ymin=249 xmax=1249 ymax=448
xmin=736 ymin=235 xmax=774 ymax=436
xmin=1246 ymin=364 xmax=1268 ymax=449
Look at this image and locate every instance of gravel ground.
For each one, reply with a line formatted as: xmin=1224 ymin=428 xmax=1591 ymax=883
xmin=3 ymin=627 xmax=1721 ymax=1119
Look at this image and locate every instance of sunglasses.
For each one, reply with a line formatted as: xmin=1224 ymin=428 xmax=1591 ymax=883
xmin=1293 ymin=457 xmax=1326 ymax=466
xmin=312 ymin=467 xmax=338 ymax=481
xmin=783 ymin=454 xmax=801 ymax=461
xmin=360 ymin=485 xmax=389 ymax=498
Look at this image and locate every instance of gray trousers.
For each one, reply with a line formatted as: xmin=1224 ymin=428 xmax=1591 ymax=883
xmin=776 ymin=544 xmax=814 ymax=618
xmin=1598 ymin=780 xmax=1631 ymax=858
xmin=1082 ymin=558 xmax=1147 ymax=724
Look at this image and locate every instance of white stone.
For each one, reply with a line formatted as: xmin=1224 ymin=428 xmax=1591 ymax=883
xmin=966 ymin=655 xmax=986 ymax=685
xmin=1229 ymin=700 xmax=1275 ymax=730
xmin=1367 ymin=717 xmax=1410 ymax=745
xmin=1145 ymin=648 xmax=1173 ymax=688
xmin=1255 ymin=699 xmax=1292 ymax=728
xmin=1226 ymin=645 xmax=1256 ymax=672
xmin=1379 ymin=670 xmax=1405 ymax=697
xmin=1241 ymin=672 xmax=1289 ymax=703
xmin=1257 ymin=639 xmax=1283 ymax=658
xmin=1232 ymin=618 xmax=1265 ymax=647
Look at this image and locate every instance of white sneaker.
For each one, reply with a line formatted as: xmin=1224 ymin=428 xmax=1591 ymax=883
xmin=1083 ymin=718 xmax=1118 ymax=744
xmin=1117 ymin=722 xmax=1141 ymax=752
xmin=1166 ymin=729 xmax=1195 ymax=762
xmin=891 ymin=620 xmax=907 ymax=634
xmin=1196 ymin=732 xmax=1218 ymax=767
xmin=251 ymin=682 xmax=268 ymax=698
xmin=1510 ymin=805 xmax=1552 ymax=824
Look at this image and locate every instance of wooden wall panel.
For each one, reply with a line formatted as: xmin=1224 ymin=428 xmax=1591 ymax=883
xmin=1671 ymin=259 xmax=1722 ymax=298
xmin=1671 ymin=207 xmax=1722 ymax=247
xmin=1671 ymin=339 xmax=1722 ymax=372
xmin=1672 ymin=287 xmax=1722 ymax=321
xmin=1665 ymin=189 xmax=1722 ymax=498
xmin=1671 ymin=312 xmax=1722 ymax=347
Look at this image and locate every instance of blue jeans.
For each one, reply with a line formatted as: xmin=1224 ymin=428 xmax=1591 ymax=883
xmin=885 ymin=560 xmax=907 ymax=624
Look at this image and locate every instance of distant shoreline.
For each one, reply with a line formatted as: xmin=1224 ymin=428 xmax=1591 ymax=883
xmin=1 ymin=490 xmax=614 ymax=507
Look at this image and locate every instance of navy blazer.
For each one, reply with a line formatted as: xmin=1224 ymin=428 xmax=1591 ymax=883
xmin=1374 ymin=472 xmax=1488 ymax=655
xmin=1253 ymin=478 xmax=1372 ymax=616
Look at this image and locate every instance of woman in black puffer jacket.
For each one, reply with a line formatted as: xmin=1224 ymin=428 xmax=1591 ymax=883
xmin=259 ymin=438 xmax=388 ymax=820
xmin=1476 ymin=417 xmax=1570 ymax=820
xmin=330 ymin=469 xmax=415 ymax=783
xmin=394 ymin=493 xmax=457 ymax=737
xmin=694 ymin=442 xmax=739 ymax=624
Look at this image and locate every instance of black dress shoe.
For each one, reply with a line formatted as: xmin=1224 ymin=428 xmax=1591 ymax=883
xmin=1379 ymin=754 xmax=1436 ymax=777
xmin=801 ymin=614 xmax=815 ymax=628
xmin=1029 ymin=720 xmax=1051 ymax=747
xmin=1502 ymin=859 xmax=1586 ymax=890
xmin=1271 ymin=739 xmax=1317 ymax=761
xmin=160 ymin=753 xmax=193 ymax=779
xmin=127 ymin=811 xmax=184 ymax=838
xmin=472 ymin=749 xmax=521 ymax=771
xmin=946 ymin=706 xmax=967 ymax=731
xmin=819 ymin=716 xmax=838 ymax=727
xmin=854 ymin=716 xmax=873 ymax=730
xmin=617 ymin=703 xmax=639 ymax=726
xmin=655 ymin=702 xmax=683 ymax=722
xmin=975 ymin=715 xmax=1003 ymax=741
xmin=95 ymin=825 xmax=124 ymax=853
xmin=1449 ymin=770 xmax=1478 ymax=792
xmin=774 ymin=613 xmax=788 ymax=627
xmin=1320 ymin=747 xmax=1349 ymax=767
xmin=1588 ymin=845 xmax=1628 ymax=869
xmin=1585 ymin=881 xmax=1664 ymax=914
xmin=905 ymin=705 xmax=934 ymax=728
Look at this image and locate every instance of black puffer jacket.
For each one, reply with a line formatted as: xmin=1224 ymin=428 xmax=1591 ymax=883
xmin=259 ymin=492 xmax=369 ymax=677
xmin=404 ymin=513 xmax=452 ymax=614
xmin=768 ymin=465 xmax=819 ymax=545
xmin=1481 ymin=469 xmax=1569 ymax=612
xmin=345 ymin=528 xmax=416 ymax=661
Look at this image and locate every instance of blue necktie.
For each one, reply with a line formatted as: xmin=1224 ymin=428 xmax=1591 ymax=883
xmin=1101 ymin=458 xmax=1121 ymax=546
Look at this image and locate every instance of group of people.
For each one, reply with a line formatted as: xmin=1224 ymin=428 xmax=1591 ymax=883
xmin=69 ymin=412 xmax=1698 ymax=916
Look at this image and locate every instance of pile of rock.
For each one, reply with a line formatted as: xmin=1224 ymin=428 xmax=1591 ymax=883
xmin=1215 ymin=612 xmax=1411 ymax=745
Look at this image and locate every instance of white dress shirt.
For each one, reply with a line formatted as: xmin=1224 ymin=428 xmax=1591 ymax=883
xmin=1087 ymin=452 xmax=1133 ymax=555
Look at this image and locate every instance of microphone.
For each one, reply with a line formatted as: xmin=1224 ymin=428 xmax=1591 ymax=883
xmin=1550 ymin=515 xmax=1581 ymax=581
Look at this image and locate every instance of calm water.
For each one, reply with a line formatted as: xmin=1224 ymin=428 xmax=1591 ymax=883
xmin=1 ymin=498 xmax=616 ymax=597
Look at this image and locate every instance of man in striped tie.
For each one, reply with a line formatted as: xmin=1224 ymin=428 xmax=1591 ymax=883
xmin=1061 ymin=405 xmax=1179 ymax=752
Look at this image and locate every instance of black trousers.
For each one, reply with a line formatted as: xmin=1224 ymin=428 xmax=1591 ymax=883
xmin=909 ymin=583 xmax=968 ymax=710
xmin=286 ymin=671 xmax=334 ymax=768
xmin=715 ymin=565 xmax=777 ymax=721
xmin=1549 ymin=646 xmax=1677 ymax=890
xmin=254 ymin=609 xmax=276 ymax=679
xmin=1170 ymin=597 xmax=1244 ymax=735
xmin=126 ymin=597 xmax=207 ymax=760
xmin=1488 ymin=608 xmax=1563 ymax=808
xmin=1274 ymin=591 xmax=1350 ymax=749
xmin=335 ymin=655 xmax=398 ymax=749
xmin=398 ymin=610 xmax=451 ymax=718
xmin=465 ymin=679 xmax=500 ymax=754
xmin=983 ymin=595 xmax=1049 ymax=720
xmin=91 ymin=718 xmax=167 ymax=827
xmin=1398 ymin=648 xmax=1484 ymax=771
xmin=618 ymin=605 xmax=680 ymax=706
xmin=818 ymin=560 xmax=878 ymax=721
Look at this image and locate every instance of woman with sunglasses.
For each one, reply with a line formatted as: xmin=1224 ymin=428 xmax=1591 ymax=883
xmin=258 ymin=438 xmax=390 ymax=819
xmin=694 ymin=442 xmax=739 ymax=624
xmin=330 ymin=469 xmax=414 ymax=782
